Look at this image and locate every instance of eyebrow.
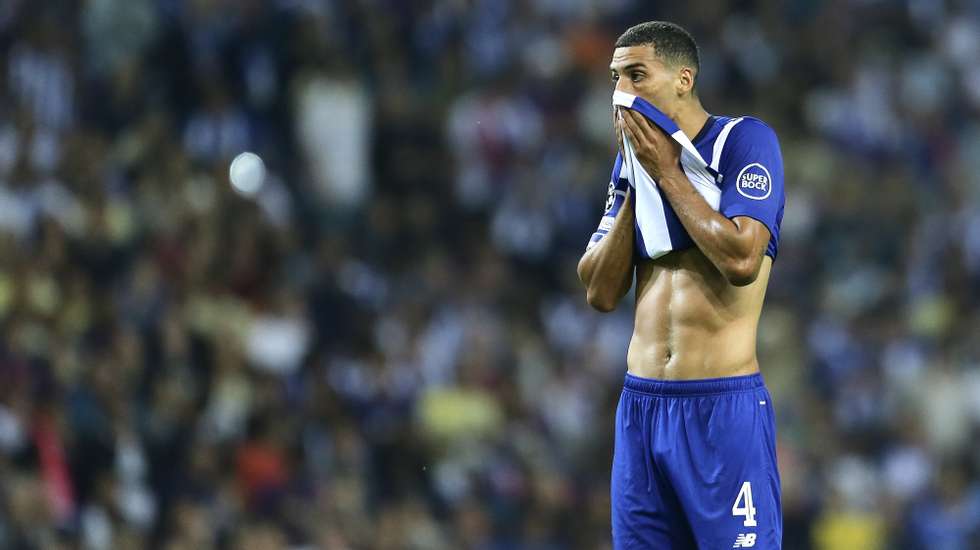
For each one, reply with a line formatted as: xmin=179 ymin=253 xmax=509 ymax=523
xmin=610 ymin=62 xmax=646 ymax=73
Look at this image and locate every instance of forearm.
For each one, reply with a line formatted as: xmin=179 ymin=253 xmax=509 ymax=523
xmin=658 ymin=170 xmax=764 ymax=285
xmin=577 ymin=190 xmax=635 ymax=312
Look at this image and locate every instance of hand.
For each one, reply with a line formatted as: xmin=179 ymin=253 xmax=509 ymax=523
xmin=613 ymin=107 xmax=625 ymax=157
xmin=620 ymin=108 xmax=682 ymax=181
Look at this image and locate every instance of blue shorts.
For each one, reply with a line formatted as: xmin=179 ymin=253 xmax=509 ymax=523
xmin=611 ymin=372 xmax=781 ymax=549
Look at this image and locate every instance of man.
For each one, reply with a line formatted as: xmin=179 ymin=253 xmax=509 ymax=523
xmin=577 ymin=21 xmax=785 ymax=549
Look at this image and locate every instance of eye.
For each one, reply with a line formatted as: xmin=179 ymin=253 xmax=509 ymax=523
xmin=611 ymin=72 xmax=619 ymax=82
xmin=630 ymin=72 xmax=644 ymax=82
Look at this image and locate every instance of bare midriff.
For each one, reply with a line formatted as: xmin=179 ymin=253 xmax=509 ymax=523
xmin=627 ymin=248 xmax=772 ymax=380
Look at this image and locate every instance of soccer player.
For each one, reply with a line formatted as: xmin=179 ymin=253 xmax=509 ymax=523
xmin=577 ymin=22 xmax=785 ymax=549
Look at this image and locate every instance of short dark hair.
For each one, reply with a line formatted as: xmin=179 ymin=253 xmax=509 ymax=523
xmin=615 ymin=21 xmax=700 ymax=78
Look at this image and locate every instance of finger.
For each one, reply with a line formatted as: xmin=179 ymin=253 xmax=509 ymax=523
xmin=625 ymin=109 xmax=661 ymax=145
xmin=623 ymin=109 xmax=648 ymax=138
xmin=621 ymin=109 xmax=639 ymax=138
xmin=621 ymin=110 xmax=646 ymax=148
xmin=621 ymin=112 xmax=640 ymax=147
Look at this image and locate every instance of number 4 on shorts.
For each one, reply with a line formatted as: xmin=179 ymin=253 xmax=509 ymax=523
xmin=732 ymin=481 xmax=757 ymax=527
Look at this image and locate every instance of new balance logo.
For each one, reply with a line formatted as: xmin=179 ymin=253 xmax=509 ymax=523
xmin=733 ymin=533 xmax=757 ymax=548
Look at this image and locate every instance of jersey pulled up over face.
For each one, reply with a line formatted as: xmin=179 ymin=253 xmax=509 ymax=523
xmin=589 ymin=116 xmax=785 ymax=259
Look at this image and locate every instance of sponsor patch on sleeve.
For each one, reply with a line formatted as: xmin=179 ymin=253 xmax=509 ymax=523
xmin=735 ymin=163 xmax=772 ymax=200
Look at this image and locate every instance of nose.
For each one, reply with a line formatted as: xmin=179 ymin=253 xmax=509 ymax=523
xmin=615 ymin=77 xmax=635 ymax=95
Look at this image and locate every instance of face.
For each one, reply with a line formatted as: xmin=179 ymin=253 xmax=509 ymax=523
xmin=609 ymin=46 xmax=694 ymax=115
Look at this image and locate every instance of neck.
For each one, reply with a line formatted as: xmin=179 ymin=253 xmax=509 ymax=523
xmin=668 ymin=99 xmax=710 ymax=141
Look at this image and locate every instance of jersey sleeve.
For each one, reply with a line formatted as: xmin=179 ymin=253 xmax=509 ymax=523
xmin=586 ymin=152 xmax=630 ymax=250
xmin=717 ymin=118 xmax=785 ymax=258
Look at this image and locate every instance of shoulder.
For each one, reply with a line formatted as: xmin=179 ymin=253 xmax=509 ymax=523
xmin=717 ymin=116 xmax=783 ymax=171
xmin=716 ymin=116 xmax=784 ymax=194
xmin=727 ymin=116 xmax=780 ymax=148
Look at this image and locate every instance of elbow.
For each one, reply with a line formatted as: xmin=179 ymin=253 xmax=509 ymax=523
xmin=586 ymin=288 xmax=618 ymax=313
xmin=578 ymin=256 xmax=616 ymax=311
xmin=722 ymin=257 xmax=761 ymax=287
xmin=576 ymin=257 xmax=589 ymax=288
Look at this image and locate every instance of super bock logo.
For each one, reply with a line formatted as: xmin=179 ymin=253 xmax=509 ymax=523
xmin=735 ymin=163 xmax=772 ymax=200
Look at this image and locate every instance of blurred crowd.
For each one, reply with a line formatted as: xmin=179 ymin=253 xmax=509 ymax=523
xmin=2 ymin=0 xmax=980 ymax=548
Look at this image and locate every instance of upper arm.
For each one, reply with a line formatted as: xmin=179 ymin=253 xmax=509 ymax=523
xmin=731 ymin=215 xmax=772 ymax=258
xmin=717 ymin=119 xmax=785 ymax=259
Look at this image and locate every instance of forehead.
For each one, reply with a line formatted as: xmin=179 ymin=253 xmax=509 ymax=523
xmin=610 ymin=45 xmax=663 ymax=70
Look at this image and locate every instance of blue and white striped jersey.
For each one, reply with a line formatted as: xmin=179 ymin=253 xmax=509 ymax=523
xmin=590 ymin=113 xmax=785 ymax=259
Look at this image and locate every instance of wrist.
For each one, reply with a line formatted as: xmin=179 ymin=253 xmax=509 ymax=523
xmin=658 ymin=165 xmax=688 ymax=192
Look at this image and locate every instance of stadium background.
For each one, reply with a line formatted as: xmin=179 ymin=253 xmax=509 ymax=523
xmin=1 ymin=0 xmax=980 ymax=548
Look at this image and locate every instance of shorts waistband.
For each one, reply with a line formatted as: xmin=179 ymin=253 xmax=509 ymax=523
xmin=623 ymin=372 xmax=764 ymax=396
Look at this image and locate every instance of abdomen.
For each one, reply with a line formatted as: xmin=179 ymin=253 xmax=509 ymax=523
xmin=627 ymin=250 xmax=771 ymax=379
